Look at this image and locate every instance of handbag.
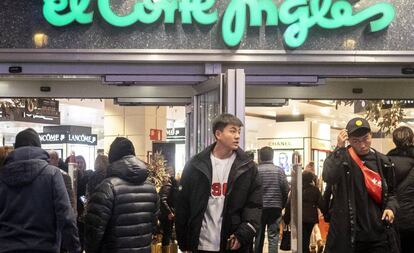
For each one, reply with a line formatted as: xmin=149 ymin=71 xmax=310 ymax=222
xmin=280 ymin=224 xmax=291 ymax=251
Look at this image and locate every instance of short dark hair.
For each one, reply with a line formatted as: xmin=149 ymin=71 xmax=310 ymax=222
xmin=259 ymin=146 xmax=274 ymax=162
xmin=212 ymin=113 xmax=243 ymax=138
xmin=393 ymin=126 xmax=414 ymax=148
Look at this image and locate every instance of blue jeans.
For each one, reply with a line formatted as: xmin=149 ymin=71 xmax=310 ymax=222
xmin=255 ymin=208 xmax=282 ymax=253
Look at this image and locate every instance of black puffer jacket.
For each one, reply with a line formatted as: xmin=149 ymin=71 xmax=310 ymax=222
xmin=84 ymin=155 xmax=159 ymax=253
xmin=388 ymin=146 xmax=414 ymax=232
xmin=0 ymin=147 xmax=80 ymax=253
xmin=176 ymin=143 xmax=262 ymax=253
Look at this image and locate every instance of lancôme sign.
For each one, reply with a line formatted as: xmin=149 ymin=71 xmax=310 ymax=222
xmin=43 ymin=0 xmax=396 ymax=48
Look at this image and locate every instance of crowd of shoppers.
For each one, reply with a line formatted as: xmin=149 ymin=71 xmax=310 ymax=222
xmin=1 ymin=114 xmax=414 ymax=253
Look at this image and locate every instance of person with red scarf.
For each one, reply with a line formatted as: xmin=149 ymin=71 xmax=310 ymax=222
xmin=322 ymin=117 xmax=399 ymax=253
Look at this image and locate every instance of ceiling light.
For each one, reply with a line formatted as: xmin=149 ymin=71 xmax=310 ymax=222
xmin=292 ymin=108 xmax=300 ymax=115
xmin=320 ymin=107 xmax=330 ymax=116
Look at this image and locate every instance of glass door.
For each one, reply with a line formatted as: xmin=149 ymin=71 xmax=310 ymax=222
xmin=186 ymin=74 xmax=224 ymax=159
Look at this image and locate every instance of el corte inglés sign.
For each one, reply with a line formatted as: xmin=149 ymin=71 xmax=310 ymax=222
xmin=43 ymin=0 xmax=396 ymax=48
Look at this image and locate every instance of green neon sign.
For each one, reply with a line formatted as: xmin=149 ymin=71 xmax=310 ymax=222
xmin=43 ymin=0 xmax=396 ymax=48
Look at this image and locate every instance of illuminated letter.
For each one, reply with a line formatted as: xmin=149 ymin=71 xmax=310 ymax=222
xmin=43 ymin=0 xmax=93 ymax=26
xmin=142 ymin=0 xmax=178 ymax=24
xmin=97 ymin=0 xmax=142 ymax=27
xmin=222 ymin=0 xmax=278 ymax=47
xmin=279 ymin=0 xmax=310 ymax=48
xmin=279 ymin=0 xmax=396 ymax=48
xmin=179 ymin=0 xmax=218 ymax=25
xmin=222 ymin=0 xmax=246 ymax=47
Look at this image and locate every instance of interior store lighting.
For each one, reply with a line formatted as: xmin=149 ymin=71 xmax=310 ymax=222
xmin=292 ymin=108 xmax=300 ymax=115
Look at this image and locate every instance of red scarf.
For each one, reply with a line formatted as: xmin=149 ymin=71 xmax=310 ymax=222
xmin=348 ymin=147 xmax=383 ymax=205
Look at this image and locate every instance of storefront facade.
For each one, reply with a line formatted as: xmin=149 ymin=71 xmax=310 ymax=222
xmin=2 ymin=0 xmax=414 ymax=153
xmin=1 ymin=1 xmax=413 ymax=250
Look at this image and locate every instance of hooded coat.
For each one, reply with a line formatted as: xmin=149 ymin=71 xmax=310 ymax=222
xmin=387 ymin=146 xmax=414 ymax=232
xmin=0 ymin=146 xmax=80 ymax=253
xmin=84 ymin=155 xmax=159 ymax=253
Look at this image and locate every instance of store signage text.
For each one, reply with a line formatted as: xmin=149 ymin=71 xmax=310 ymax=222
xmin=166 ymin=127 xmax=185 ymax=140
xmin=43 ymin=0 xmax=396 ymax=48
xmin=257 ymin=138 xmax=303 ymax=149
xmin=68 ymin=134 xmax=97 ymax=145
xmin=40 ymin=133 xmax=66 ymax=143
xmin=39 ymin=132 xmax=97 ymax=145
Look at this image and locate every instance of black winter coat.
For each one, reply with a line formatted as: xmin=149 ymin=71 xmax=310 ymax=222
xmin=175 ymin=144 xmax=262 ymax=253
xmin=84 ymin=155 xmax=159 ymax=253
xmin=322 ymin=147 xmax=399 ymax=253
xmin=388 ymin=146 xmax=414 ymax=232
xmin=0 ymin=147 xmax=80 ymax=253
xmin=159 ymin=176 xmax=178 ymax=220
xmin=302 ymin=185 xmax=323 ymax=224
xmin=283 ymin=183 xmax=323 ymax=225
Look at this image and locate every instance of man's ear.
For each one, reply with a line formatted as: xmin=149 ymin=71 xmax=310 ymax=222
xmin=214 ymin=129 xmax=221 ymax=140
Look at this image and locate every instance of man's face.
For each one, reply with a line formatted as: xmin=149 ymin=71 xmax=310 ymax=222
xmin=215 ymin=124 xmax=241 ymax=151
xmin=349 ymin=132 xmax=372 ymax=155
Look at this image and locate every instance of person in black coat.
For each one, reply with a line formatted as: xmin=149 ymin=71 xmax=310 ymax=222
xmin=387 ymin=126 xmax=414 ymax=253
xmin=175 ymin=114 xmax=262 ymax=253
xmin=302 ymin=171 xmax=323 ymax=253
xmin=73 ymin=155 xmax=93 ymax=252
xmin=0 ymin=128 xmax=80 ymax=253
xmin=84 ymin=137 xmax=159 ymax=253
xmin=283 ymin=171 xmax=323 ymax=253
xmin=159 ymin=168 xmax=178 ymax=248
xmin=322 ymin=118 xmax=399 ymax=253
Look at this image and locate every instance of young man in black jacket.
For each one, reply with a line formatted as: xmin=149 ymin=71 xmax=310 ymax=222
xmin=322 ymin=118 xmax=399 ymax=253
xmin=176 ymin=113 xmax=262 ymax=253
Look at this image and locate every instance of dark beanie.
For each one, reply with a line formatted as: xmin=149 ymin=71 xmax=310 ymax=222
xmin=108 ymin=137 xmax=135 ymax=163
xmin=14 ymin=128 xmax=41 ymax=149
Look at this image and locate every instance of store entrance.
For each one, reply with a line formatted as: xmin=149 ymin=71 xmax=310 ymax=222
xmin=0 ymin=69 xmax=246 ymax=177
xmin=3 ymin=74 xmax=414 ymax=253
xmin=244 ymin=76 xmax=414 ymax=253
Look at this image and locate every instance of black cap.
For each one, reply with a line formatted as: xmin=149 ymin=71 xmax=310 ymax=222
xmin=108 ymin=137 xmax=135 ymax=163
xmin=346 ymin=117 xmax=371 ymax=137
xmin=14 ymin=128 xmax=41 ymax=149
